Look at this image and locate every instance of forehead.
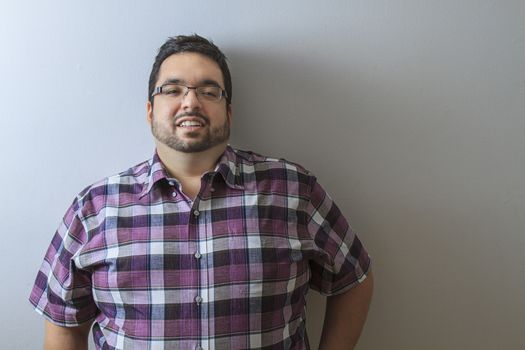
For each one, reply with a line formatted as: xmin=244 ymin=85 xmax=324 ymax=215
xmin=157 ymin=52 xmax=224 ymax=86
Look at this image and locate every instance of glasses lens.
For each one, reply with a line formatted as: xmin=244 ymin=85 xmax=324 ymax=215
xmin=162 ymin=84 xmax=185 ymax=96
xmin=197 ymin=86 xmax=222 ymax=101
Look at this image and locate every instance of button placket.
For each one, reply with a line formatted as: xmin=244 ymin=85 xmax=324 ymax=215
xmin=167 ymin=180 xmax=178 ymax=198
xmin=192 ymin=201 xmax=206 ymax=347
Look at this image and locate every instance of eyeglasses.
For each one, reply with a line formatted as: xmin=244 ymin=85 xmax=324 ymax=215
xmin=151 ymin=83 xmax=227 ymax=102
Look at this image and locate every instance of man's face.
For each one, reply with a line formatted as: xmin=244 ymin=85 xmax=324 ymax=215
xmin=146 ymin=52 xmax=232 ymax=153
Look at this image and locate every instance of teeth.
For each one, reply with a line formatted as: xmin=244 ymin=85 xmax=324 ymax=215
xmin=179 ymin=121 xmax=203 ymax=127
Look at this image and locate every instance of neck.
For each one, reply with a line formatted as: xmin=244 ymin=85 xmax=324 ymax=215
xmin=155 ymin=141 xmax=228 ymax=180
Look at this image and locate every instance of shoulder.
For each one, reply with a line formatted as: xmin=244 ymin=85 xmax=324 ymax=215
xmin=233 ymin=147 xmax=310 ymax=173
xmin=230 ymin=147 xmax=316 ymax=190
xmin=73 ymin=158 xmax=151 ymax=214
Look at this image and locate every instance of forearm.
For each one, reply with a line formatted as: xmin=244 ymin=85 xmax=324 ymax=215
xmin=44 ymin=320 xmax=92 ymax=350
xmin=318 ymin=270 xmax=374 ymax=350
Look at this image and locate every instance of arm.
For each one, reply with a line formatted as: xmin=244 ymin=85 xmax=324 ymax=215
xmin=318 ymin=270 xmax=374 ymax=350
xmin=44 ymin=320 xmax=93 ymax=350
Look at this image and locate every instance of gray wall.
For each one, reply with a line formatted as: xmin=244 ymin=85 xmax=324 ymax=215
xmin=1 ymin=1 xmax=524 ymax=349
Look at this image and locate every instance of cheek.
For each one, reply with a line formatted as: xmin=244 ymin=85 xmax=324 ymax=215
xmin=209 ymin=106 xmax=229 ymax=120
xmin=154 ymin=101 xmax=180 ymax=119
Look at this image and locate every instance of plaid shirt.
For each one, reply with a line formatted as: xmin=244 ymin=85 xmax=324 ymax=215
xmin=30 ymin=145 xmax=371 ymax=350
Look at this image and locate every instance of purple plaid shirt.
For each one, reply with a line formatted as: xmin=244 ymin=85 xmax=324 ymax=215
xmin=30 ymin=145 xmax=371 ymax=350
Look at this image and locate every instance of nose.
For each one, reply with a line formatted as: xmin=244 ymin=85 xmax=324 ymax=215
xmin=181 ymin=88 xmax=202 ymax=111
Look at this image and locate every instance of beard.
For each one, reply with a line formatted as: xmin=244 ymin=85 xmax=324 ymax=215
xmin=151 ymin=112 xmax=230 ymax=153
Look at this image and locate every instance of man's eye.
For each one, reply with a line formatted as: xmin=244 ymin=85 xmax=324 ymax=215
xmin=200 ymin=87 xmax=220 ymax=98
xmin=164 ymin=86 xmax=184 ymax=95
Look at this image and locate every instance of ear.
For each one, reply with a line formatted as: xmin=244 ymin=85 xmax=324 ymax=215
xmin=227 ymin=104 xmax=233 ymax=124
xmin=146 ymin=100 xmax=153 ymax=125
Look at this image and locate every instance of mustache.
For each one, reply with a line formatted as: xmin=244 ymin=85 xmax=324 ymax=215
xmin=173 ymin=112 xmax=210 ymax=125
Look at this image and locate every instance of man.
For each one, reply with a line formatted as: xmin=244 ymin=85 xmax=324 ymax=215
xmin=30 ymin=34 xmax=373 ymax=350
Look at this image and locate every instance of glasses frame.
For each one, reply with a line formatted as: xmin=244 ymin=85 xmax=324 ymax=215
xmin=151 ymin=83 xmax=228 ymax=102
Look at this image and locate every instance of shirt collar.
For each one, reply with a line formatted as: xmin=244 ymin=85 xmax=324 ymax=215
xmin=139 ymin=145 xmax=245 ymax=198
xmin=214 ymin=145 xmax=246 ymax=190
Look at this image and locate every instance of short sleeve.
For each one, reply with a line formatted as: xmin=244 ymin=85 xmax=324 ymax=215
xmin=306 ymin=176 xmax=371 ymax=296
xmin=29 ymin=198 xmax=98 ymax=326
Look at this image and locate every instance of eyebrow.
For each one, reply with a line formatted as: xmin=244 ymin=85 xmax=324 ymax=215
xmin=160 ymin=78 xmax=222 ymax=88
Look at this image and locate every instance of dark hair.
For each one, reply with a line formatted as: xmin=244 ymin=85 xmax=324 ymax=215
xmin=148 ymin=34 xmax=232 ymax=106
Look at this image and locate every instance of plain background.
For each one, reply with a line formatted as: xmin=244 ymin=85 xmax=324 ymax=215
xmin=1 ymin=1 xmax=524 ymax=349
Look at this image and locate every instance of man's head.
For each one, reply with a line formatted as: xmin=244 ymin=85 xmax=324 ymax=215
xmin=148 ymin=34 xmax=232 ymax=107
xmin=146 ymin=35 xmax=232 ymax=154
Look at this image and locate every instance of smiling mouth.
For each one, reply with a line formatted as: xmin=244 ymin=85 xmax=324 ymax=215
xmin=175 ymin=113 xmax=209 ymax=129
xmin=178 ymin=120 xmax=204 ymax=127
xmin=175 ymin=120 xmax=206 ymax=135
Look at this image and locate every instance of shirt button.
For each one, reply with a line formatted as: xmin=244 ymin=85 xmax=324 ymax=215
xmin=210 ymin=187 xmax=215 ymax=192
xmin=168 ymin=181 xmax=175 ymax=186
xmin=194 ymin=252 xmax=201 ymax=259
xmin=193 ymin=210 xmax=200 ymax=217
xmin=172 ymin=191 xmax=177 ymax=197
xmin=195 ymin=296 xmax=202 ymax=304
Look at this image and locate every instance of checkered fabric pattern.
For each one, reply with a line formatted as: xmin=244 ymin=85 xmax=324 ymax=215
xmin=29 ymin=145 xmax=371 ymax=350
